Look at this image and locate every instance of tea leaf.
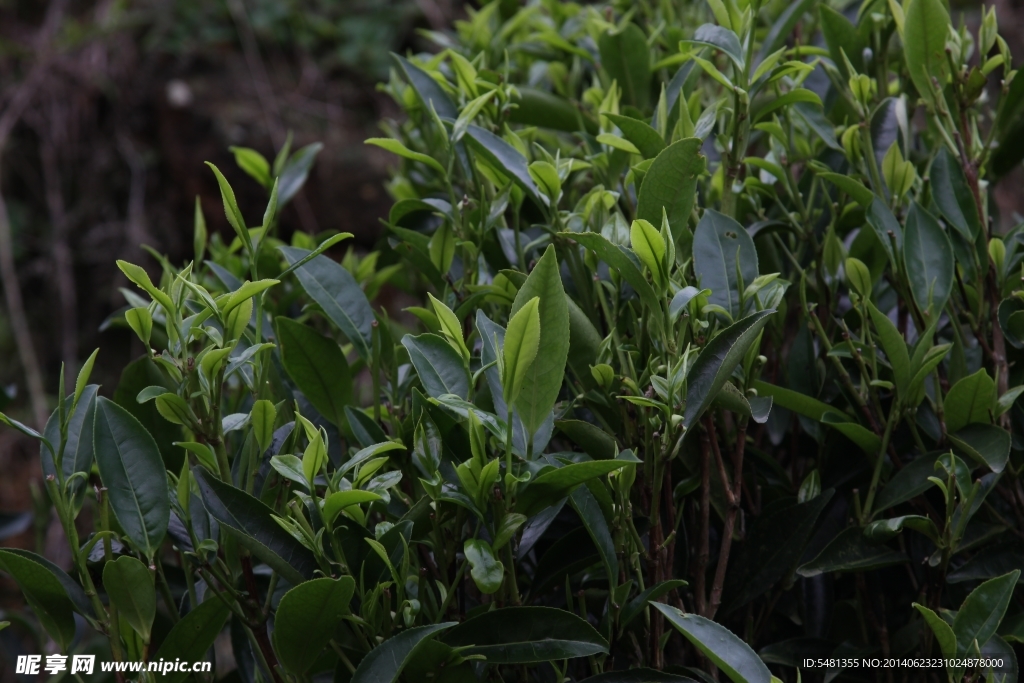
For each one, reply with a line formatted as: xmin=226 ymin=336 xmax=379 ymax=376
xmin=93 ymin=397 xmax=168 ymax=558
xmin=510 ymin=246 xmax=569 ymax=437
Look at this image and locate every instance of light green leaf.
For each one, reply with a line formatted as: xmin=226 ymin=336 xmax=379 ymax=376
xmin=503 ymin=297 xmax=541 ymax=406
xmin=322 ymin=490 xmax=382 ymax=525
xmin=510 ymin=246 xmax=569 ymax=437
xmin=630 ymin=219 xmax=668 ymax=290
xmin=250 ymin=400 xmax=276 ymax=454
xmin=229 ymin=146 xmax=271 ymax=188
xmin=366 ymin=137 xmax=446 ymax=176
xmin=428 ymin=292 xmax=469 ymax=362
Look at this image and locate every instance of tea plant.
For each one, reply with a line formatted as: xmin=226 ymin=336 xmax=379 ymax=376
xmin=3 ymin=0 xmax=1024 ymax=681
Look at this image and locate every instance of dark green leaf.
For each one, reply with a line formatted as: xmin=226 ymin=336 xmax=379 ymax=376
xmin=687 ymin=24 xmax=744 ymax=68
xmin=636 ymin=139 xmax=705 ymax=248
xmin=582 ymin=670 xmax=697 ymax=683
xmin=276 ymin=318 xmax=352 ymax=429
xmin=569 ymin=483 xmax=618 ymax=586
xmin=683 ymin=310 xmax=774 ymax=432
xmin=692 ymin=210 xmax=759 ymax=319
xmin=752 ymin=89 xmax=822 ymax=123
xmin=620 ymin=580 xmax=688 ymax=629
xmin=653 ymin=604 xmax=771 ymax=683
xmin=353 ymin=622 xmax=457 ymax=683
xmin=818 ymin=172 xmax=874 ymax=207
xmin=509 ymin=87 xmax=598 ymax=134
xmin=875 ymin=453 xmax=940 ymax=511
xmin=273 ymin=577 xmax=355 ymax=674
xmin=194 ymin=468 xmax=317 ymax=584
xmin=41 ymin=385 xmax=98 ymax=483
xmin=949 ymin=545 xmax=1024 ymax=584
xmin=1 ymin=548 xmax=91 ymax=617
xmin=751 ymin=381 xmax=832 ymax=421
xmin=904 ymin=0 xmax=951 ymax=104
xmin=797 ymin=527 xmax=907 ymax=576
xmin=566 ymin=297 xmax=602 ymax=389
xmin=866 ymin=302 xmax=910 ymax=396
xmin=279 ymin=246 xmax=374 ymax=361
xmin=113 ymin=357 xmax=182 ymax=469
xmin=949 ymin=424 xmax=1011 ymax=473
xmin=392 ymin=54 xmax=458 ymax=119
xmin=509 ymin=246 xmax=569 ymax=436
xmin=402 ymin=333 xmax=470 ymax=400
xmin=556 ymin=420 xmax=617 ymax=459
xmin=93 ymin=397 xmax=168 ymax=557
xmin=863 ymin=515 xmax=940 ymax=543
xmin=103 ymin=556 xmax=155 ymax=641
xmin=953 ymin=570 xmax=1020 ymax=659
xmin=278 ymin=143 xmax=323 ymax=205
xmin=722 ymin=491 xmax=833 ymax=614
xmin=756 ymin=0 xmax=815 ymax=62
xmin=865 ymin=198 xmax=902 ymax=269
xmin=931 ymin=147 xmax=981 ymax=239
xmin=442 ymin=606 xmax=608 ymax=663
xmin=517 ymin=460 xmax=626 ymax=517
xmin=599 ymin=23 xmax=651 ymax=109
xmin=604 ymin=114 xmax=667 ymax=159
xmin=945 ymin=368 xmax=996 ymax=433
xmin=566 ymin=232 xmax=665 ymax=334
xmin=819 ymin=6 xmax=864 ymax=80
xmin=903 ymin=203 xmax=954 ymax=317
xmin=465 ymin=125 xmax=545 ymax=206
xmin=0 ymin=549 xmax=76 ymax=650
xmin=153 ymin=597 xmax=231 ymax=683
xmin=345 ymin=406 xmax=388 ymax=448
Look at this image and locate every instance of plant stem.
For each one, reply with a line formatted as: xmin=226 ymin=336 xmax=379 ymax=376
xmin=695 ymin=424 xmax=712 ymax=617
xmin=862 ymin=401 xmax=899 ymax=522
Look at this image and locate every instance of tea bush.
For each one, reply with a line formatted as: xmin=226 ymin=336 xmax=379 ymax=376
xmin=3 ymin=0 xmax=1024 ymax=681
